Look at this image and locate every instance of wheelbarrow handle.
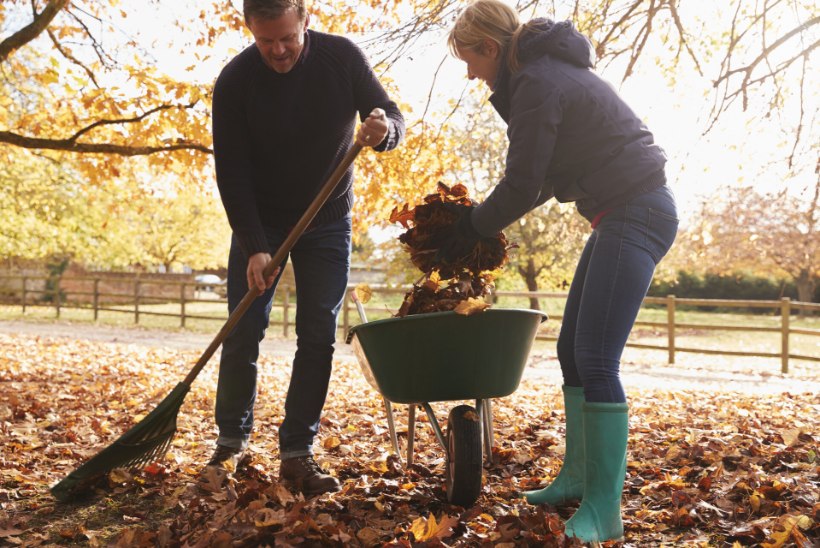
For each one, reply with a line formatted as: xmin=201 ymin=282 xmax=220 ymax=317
xmin=183 ymin=143 xmax=364 ymax=386
xmin=350 ymin=289 xmax=369 ymax=323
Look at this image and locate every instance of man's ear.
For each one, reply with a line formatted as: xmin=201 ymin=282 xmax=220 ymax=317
xmin=482 ymin=38 xmax=499 ymax=59
xmin=303 ymin=12 xmax=311 ymax=31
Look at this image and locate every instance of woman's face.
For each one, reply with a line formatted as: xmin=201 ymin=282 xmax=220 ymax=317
xmin=457 ymin=42 xmax=501 ymax=89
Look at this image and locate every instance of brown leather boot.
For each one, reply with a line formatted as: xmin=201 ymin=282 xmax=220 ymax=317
xmin=280 ymin=456 xmax=341 ymax=496
xmin=206 ymin=444 xmax=245 ymax=472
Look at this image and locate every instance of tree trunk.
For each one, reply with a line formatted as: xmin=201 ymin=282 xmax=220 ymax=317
xmin=794 ymin=269 xmax=816 ymax=317
xmin=523 ymin=258 xmax=540 ymax=310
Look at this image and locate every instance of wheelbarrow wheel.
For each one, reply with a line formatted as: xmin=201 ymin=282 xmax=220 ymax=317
xmin=445 ymin=404 xmax=483 ymax=507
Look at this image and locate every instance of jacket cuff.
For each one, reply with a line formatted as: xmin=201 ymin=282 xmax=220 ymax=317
xmin=236 ymin=231 xmax=269 ymax=258
xmin=374 ymin=119 xmax=398 ymax=152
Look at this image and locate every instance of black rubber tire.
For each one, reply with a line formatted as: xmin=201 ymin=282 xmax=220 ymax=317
xmin=445 ymin=404 xmax=483 ymax=507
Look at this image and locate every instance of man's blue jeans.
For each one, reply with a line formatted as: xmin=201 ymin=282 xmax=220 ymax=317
xmin=215 ymin=215 xmax=351 ymax=459
xmin=558 ymin=185 xmax=678 ymax=403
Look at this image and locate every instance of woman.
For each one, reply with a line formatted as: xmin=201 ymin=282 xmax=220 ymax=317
xmin=441 ymin=0 xmax=678 ymax=542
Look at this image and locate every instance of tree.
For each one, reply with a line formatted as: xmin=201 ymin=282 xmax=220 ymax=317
xmin=127 ymin=185 xmax=231 ymax=272
xmin=0 ymin=147 xmax=230 ymax=271
xmin=506 ymin=205 xmax=589 ymax=309
xmin=0 ymin=0 xmax=214 ymax=183
xmin=2 ymin=0 xmax=815 ymax=277
xmin=671 ymin=181 xmax=819 ymax=304
xmin=0 ymin=0 xmax=452 ymax=183
xmin=353 ymin=109 xmax=465 ymax=234
xmin=368 ymin=0 xmax=817 ymax=167
xmin=0 ymin=148 xmax=140 ymax=267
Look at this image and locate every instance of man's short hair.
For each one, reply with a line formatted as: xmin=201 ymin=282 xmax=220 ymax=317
xmin=244 ymin=0 xmax=306 ymax=24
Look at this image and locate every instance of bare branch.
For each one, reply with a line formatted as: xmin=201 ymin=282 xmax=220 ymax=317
xmin=788 ymin=53 xmax=807 ymax=170
xmin=595 ymin=0 xmax=642 ymax=60
xmin=68 ymin=102 xmax=200 ymax=142
xmin=713 ymin=15 xmax=820 ymax=88
xmin=0 ymin=0 xmax=69 ymax=63
xmin=65 ymin=4 xmax=115 ymax=67
xmin=667 ymin=0 xmax=703 ymax=76
xmin=46 ymin=29 xmax=100 ymax=88
xmin=0 ymin=103 xmax=212 ymax=156
xmin=0 ymin=130 xmax=212 ymax=156
xmin=622 ymin=0 xmax=657 ymax=81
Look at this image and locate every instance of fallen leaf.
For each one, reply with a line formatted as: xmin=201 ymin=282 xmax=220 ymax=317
xmin=354 ymin=284 xmax=372 ymax=304
xmin=454 ymin=297 xmax=490 ymax=316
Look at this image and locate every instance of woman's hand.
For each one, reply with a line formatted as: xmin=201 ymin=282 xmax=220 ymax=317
xmin=434 ymin=205 xmax=483 ymax=264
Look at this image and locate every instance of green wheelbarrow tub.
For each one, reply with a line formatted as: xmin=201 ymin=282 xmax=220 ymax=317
xmin=347 ymin=308 xmax=547 ymax=404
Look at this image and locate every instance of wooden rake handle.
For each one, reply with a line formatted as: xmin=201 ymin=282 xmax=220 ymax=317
xmin=183 ymin=143 xmax=363 ymax=386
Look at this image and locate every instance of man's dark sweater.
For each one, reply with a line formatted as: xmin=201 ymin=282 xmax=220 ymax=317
xmin=212 ymin=30 xmax=405 ymax=257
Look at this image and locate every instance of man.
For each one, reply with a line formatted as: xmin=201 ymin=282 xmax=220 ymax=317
xmin=210 ymin=0 xmax=405 ymax=496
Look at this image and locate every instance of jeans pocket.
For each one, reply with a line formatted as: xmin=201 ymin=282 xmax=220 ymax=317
xmin=646 ymin=208 xmax=679 ymax=263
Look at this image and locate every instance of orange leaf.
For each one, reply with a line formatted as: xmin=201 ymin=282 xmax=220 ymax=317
xmin=454 ymin=298 xmax=490 ymax=316
xmin=389 ymin=203 xmax=414 ymax=228
xmin=354 ymin=283 xmax=372 ymax=304
xmin=409 ymin=513 xmax=459 ymax=542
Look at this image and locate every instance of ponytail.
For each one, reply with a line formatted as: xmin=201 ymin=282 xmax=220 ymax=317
xmin=507 ymin=19 xmax=540 ymax=72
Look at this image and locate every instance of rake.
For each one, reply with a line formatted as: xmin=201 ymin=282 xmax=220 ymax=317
xmin=51 ymin=144 xmax=363 ymax=501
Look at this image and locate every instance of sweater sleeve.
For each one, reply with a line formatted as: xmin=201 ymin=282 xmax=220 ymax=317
xmin=472 ymin=71 xmax=562 ymax=237
xmin=350 ymin=44 xmax=405 ymax=152
xmin=212 ymin=64 xmax=269 ymax=257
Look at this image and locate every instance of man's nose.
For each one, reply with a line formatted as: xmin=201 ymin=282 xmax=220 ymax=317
xmin=271 ymin=42 xmax=286 ymax=56
xmin=467 ymin=68 xmax=475 ymax=80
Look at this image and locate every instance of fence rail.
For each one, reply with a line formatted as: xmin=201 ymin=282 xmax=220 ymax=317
xmin=1 ymin=274 xmax=817 ymax=373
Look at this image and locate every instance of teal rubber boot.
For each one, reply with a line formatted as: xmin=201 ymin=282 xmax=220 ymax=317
xmin=523 ymin=385 xmax=585 ymax=505
xmin=564 ymin=402 xmax=628 ymax=543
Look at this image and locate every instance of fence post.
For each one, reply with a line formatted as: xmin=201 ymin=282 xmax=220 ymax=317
xmin=781 ymin=297 xmax=790 ymax=374
xmin=667 ymin=294 xmax=676 ymax=364
xmin=282 ymin=285 xmax=290 ymax=337
xmin=134 ymin=278 xmax=141 ymax=324
xmin=93 ymin=278 xmax=100 ymax=321
xmin=21 ymin=276 xmax=27 ymax=314
xmin=180 ymin=282 xmax=187 ymax=328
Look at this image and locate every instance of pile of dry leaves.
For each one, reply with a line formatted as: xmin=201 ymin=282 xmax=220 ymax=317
xmin=389 ymin=182 xmax=511 ymax=317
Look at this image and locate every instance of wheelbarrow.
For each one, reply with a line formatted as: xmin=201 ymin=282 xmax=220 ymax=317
xmin=345 ymin=292 xmax=547 ymax=507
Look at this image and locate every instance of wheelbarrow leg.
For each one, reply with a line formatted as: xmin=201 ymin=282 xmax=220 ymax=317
xmin=383 ymin=398 xmax=400 ymax=456
xmin=476 ymin=398 xmax=495 ymax=465
xmin=407 ymin=404 xmax=416 ymax=467
xmin=421 ymin=402 xmax=448 ymax=457
xmin=484 ymin=399 xmax=494 ymax=464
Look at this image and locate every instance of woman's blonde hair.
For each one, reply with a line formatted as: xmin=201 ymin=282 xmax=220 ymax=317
xmin=448 ymin=0 xmax=541 ymax=73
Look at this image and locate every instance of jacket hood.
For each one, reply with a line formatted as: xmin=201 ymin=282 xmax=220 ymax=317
xmin=490 ymin=19 xmax=594 ymax=122
xmin=517 ymin=18 xmax=595 ymax=69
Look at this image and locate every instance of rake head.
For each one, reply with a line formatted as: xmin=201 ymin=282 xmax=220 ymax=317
xmin=51 ymin=382 xmax=190 ymax=502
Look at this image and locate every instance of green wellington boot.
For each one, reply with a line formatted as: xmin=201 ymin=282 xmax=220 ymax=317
xmin=523 ymin=385 xmax=585 ymax=505
xmin=564 ymin=402 xmax=628 ymax=543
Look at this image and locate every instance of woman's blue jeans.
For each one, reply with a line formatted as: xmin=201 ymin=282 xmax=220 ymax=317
xmin=558 ymin=185 xmax=678 ymax=403
xmin=215 ymin=215 xmax=351 ymax=459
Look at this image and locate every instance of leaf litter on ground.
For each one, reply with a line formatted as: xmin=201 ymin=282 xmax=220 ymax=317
xmin=0 ymin=332 xmax=817 ymax=546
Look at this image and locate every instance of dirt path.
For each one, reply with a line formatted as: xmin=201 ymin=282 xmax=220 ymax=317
xmin=1 ymin=319 xmax=816 ymax=395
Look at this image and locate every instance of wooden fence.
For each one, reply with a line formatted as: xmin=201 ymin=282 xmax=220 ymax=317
xmin=1 ymin=275 xmax=818 ymax=374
